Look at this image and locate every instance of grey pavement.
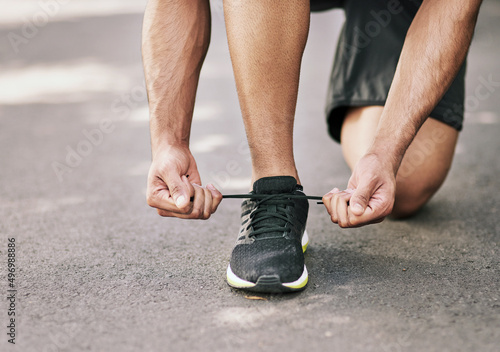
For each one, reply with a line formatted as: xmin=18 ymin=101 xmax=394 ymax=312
xmin=0 ymin=1 xmax=499 ymax=351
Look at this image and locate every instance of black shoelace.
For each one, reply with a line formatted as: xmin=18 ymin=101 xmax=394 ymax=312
xmin=222 ymin=193 xmax=323 ymax=203
xmin=223 ymin=193 xmax=323 ymax=238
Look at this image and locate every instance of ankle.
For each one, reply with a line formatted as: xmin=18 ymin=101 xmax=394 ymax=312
xmin=251 ymin=170 xmax=301 ymax=186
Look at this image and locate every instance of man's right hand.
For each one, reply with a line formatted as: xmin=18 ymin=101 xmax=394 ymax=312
xmin=146 ymin=144 xmax=222 ymax=219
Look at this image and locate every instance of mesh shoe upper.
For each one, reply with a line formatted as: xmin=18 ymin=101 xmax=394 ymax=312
xmin=229 ymin=176 xmax=309 ymax=284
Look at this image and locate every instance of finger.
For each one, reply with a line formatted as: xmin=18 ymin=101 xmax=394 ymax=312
xmin=148 ymin=175 xmax=193 ymax=213
xmin=322 ymin=188 xmax=338 ymax=205
xmin=336 ymin=191 xmax=352 ymax=228
xmin=350 ymin=182 xmax=375 ymax=216
xmin=149 ymin=181 xmax=196 ymax=215
xmin=202 ymin=187 xmax=212 ymax=219
xmin=157 ymin=208 xmax=205 ymax=219
xmin=329 ymin=190 xmax=341 ymax=224
xmin=347 ymin=206 xmax=386 ymax=227
xmin=146 ymin=168 xmax=171 ymax=208
xmin=207 ymin=183 xmax=223 ymax=213
xmin=322 ymin=188 xmax=337 ymax=220
xmin=348 ymin=186 xmax=394 ymax=227
xmin=164 ymin=168 xmax=194 ymax=210
xmin=156 ymin=183 xmax=199 ymax=218
xmin=190 ymin=184 xmax=206 ymax=219
xmin=325 ymin=188 xmax=340 ymax=196
xmin=147 ymin=184 xmax=189 ymax=214
xmin=164 ymin=175 xmax=196 ymax=214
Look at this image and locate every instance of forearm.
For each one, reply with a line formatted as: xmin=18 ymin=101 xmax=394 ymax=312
xmin=370 ymin=0 xmax=482 ymax=173
xmin=142 ymin=0 xmax=211 ymax=155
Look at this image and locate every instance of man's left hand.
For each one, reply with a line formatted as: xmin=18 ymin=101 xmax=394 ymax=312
xmin=323 ymin=153 xmax=397 ymax=228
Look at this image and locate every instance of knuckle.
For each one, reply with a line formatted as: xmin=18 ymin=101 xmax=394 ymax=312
xmin=177 ymin=203 xmax=191 ymax=212
xmin=354 ymin=194 xmax=369 ymax=204
xmin=147 ymin=196 xmax=156 ymax=208
xmin=202 ymin=207 xmax=210 ymax=219
xmin=348 ymin=213 xmax=355 ymax=222
xmin=342 ymin=218 xmax=352 ymax=228
xmin=323 ymin=202 xmax=331 ymax=212
xmin=169 ymin=184 xmax=182 ymax=196
xmin=146 ymin=190 xmax=158 ymax=207
xmin=191 ymin=208 xmax=202 ymax=218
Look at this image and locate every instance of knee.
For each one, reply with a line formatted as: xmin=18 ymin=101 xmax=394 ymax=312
xmin=391 ymin=196 xmax=428 ymax=219
xmin=390 ymin=182 xmax=441 ymax=219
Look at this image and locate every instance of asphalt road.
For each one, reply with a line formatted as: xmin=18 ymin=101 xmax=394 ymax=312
xmin=0 ymin=1 xmax=499 ymax=351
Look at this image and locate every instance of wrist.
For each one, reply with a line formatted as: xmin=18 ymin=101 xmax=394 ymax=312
xmin=149 ymin=114 xmax=191 ymax=158
xmin=151 ymin=134 xmax=189 ymax=148
xmin=151 ymin=137 xmax=190 ymax=160
xmin=365 ymin=138 xmax=405 ymax=176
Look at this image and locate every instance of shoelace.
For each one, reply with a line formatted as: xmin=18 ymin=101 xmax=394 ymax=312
xmin=223 ymin=193 xmax=324 ymax=238
xmin=222 ymin=193 xmax=323 ymax=203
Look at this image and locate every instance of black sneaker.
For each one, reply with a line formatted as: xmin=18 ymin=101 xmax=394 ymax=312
xmin=226 ymin=176 xmax=309 ymax=293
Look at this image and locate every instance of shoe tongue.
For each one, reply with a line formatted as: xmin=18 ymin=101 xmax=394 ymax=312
xmin=252 ymin=176 xmax=298 ymax=194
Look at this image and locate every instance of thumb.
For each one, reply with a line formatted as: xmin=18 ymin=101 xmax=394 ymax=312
xmin=350 ymin=184 xmax=372 ymax=216
xmin=165 ymin=172 xmax=193 ymax=209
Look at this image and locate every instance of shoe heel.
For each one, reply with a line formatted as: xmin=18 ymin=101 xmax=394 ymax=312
xmin=253 ymin=275 xmax=285 ymax=293
xmin=255 ymin=275 xmax=281 ymax=286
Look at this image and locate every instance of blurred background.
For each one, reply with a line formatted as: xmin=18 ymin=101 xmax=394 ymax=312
xmin=0 ymin=1 xmax=499 ymax=351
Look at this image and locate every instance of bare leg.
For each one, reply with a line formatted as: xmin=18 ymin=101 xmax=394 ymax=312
xmin=223 ymin=0 xmax=310 ymax=184
xmin=341 ymin=106 xmax=458 ymax=218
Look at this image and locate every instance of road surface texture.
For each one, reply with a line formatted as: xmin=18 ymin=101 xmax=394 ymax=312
xmin=0 ymin=1 xmax=499 ymax=351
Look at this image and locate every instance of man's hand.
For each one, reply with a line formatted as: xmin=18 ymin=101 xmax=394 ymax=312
xmin=323 ymin=0 xmax=482 ymax=228
xmin=143 ymin=0 xmax=213 ymax=218
xmin=146 ymin=144 xmax=222 ymax=219
xmin=323 ymin=153 xmax=396 ymax=228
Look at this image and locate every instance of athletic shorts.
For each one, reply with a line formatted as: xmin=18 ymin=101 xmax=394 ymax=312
xmin=310 ymin=0 xmax=466 ymax=142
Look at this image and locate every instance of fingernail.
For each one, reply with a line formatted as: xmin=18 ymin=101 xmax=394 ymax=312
xmin=353 ymin=203 xmax=364 ymax=212
xmin=329 ymin=188 xmax=340 ymax=194
xmin=207 ymin=184 xmax=216 ymax=191
xmin=175 ymin=195 xmax=187 ymax=208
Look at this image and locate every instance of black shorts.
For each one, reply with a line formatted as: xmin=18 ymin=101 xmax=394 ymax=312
xmin=311 ymin=0 xmax=466 ymax=142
